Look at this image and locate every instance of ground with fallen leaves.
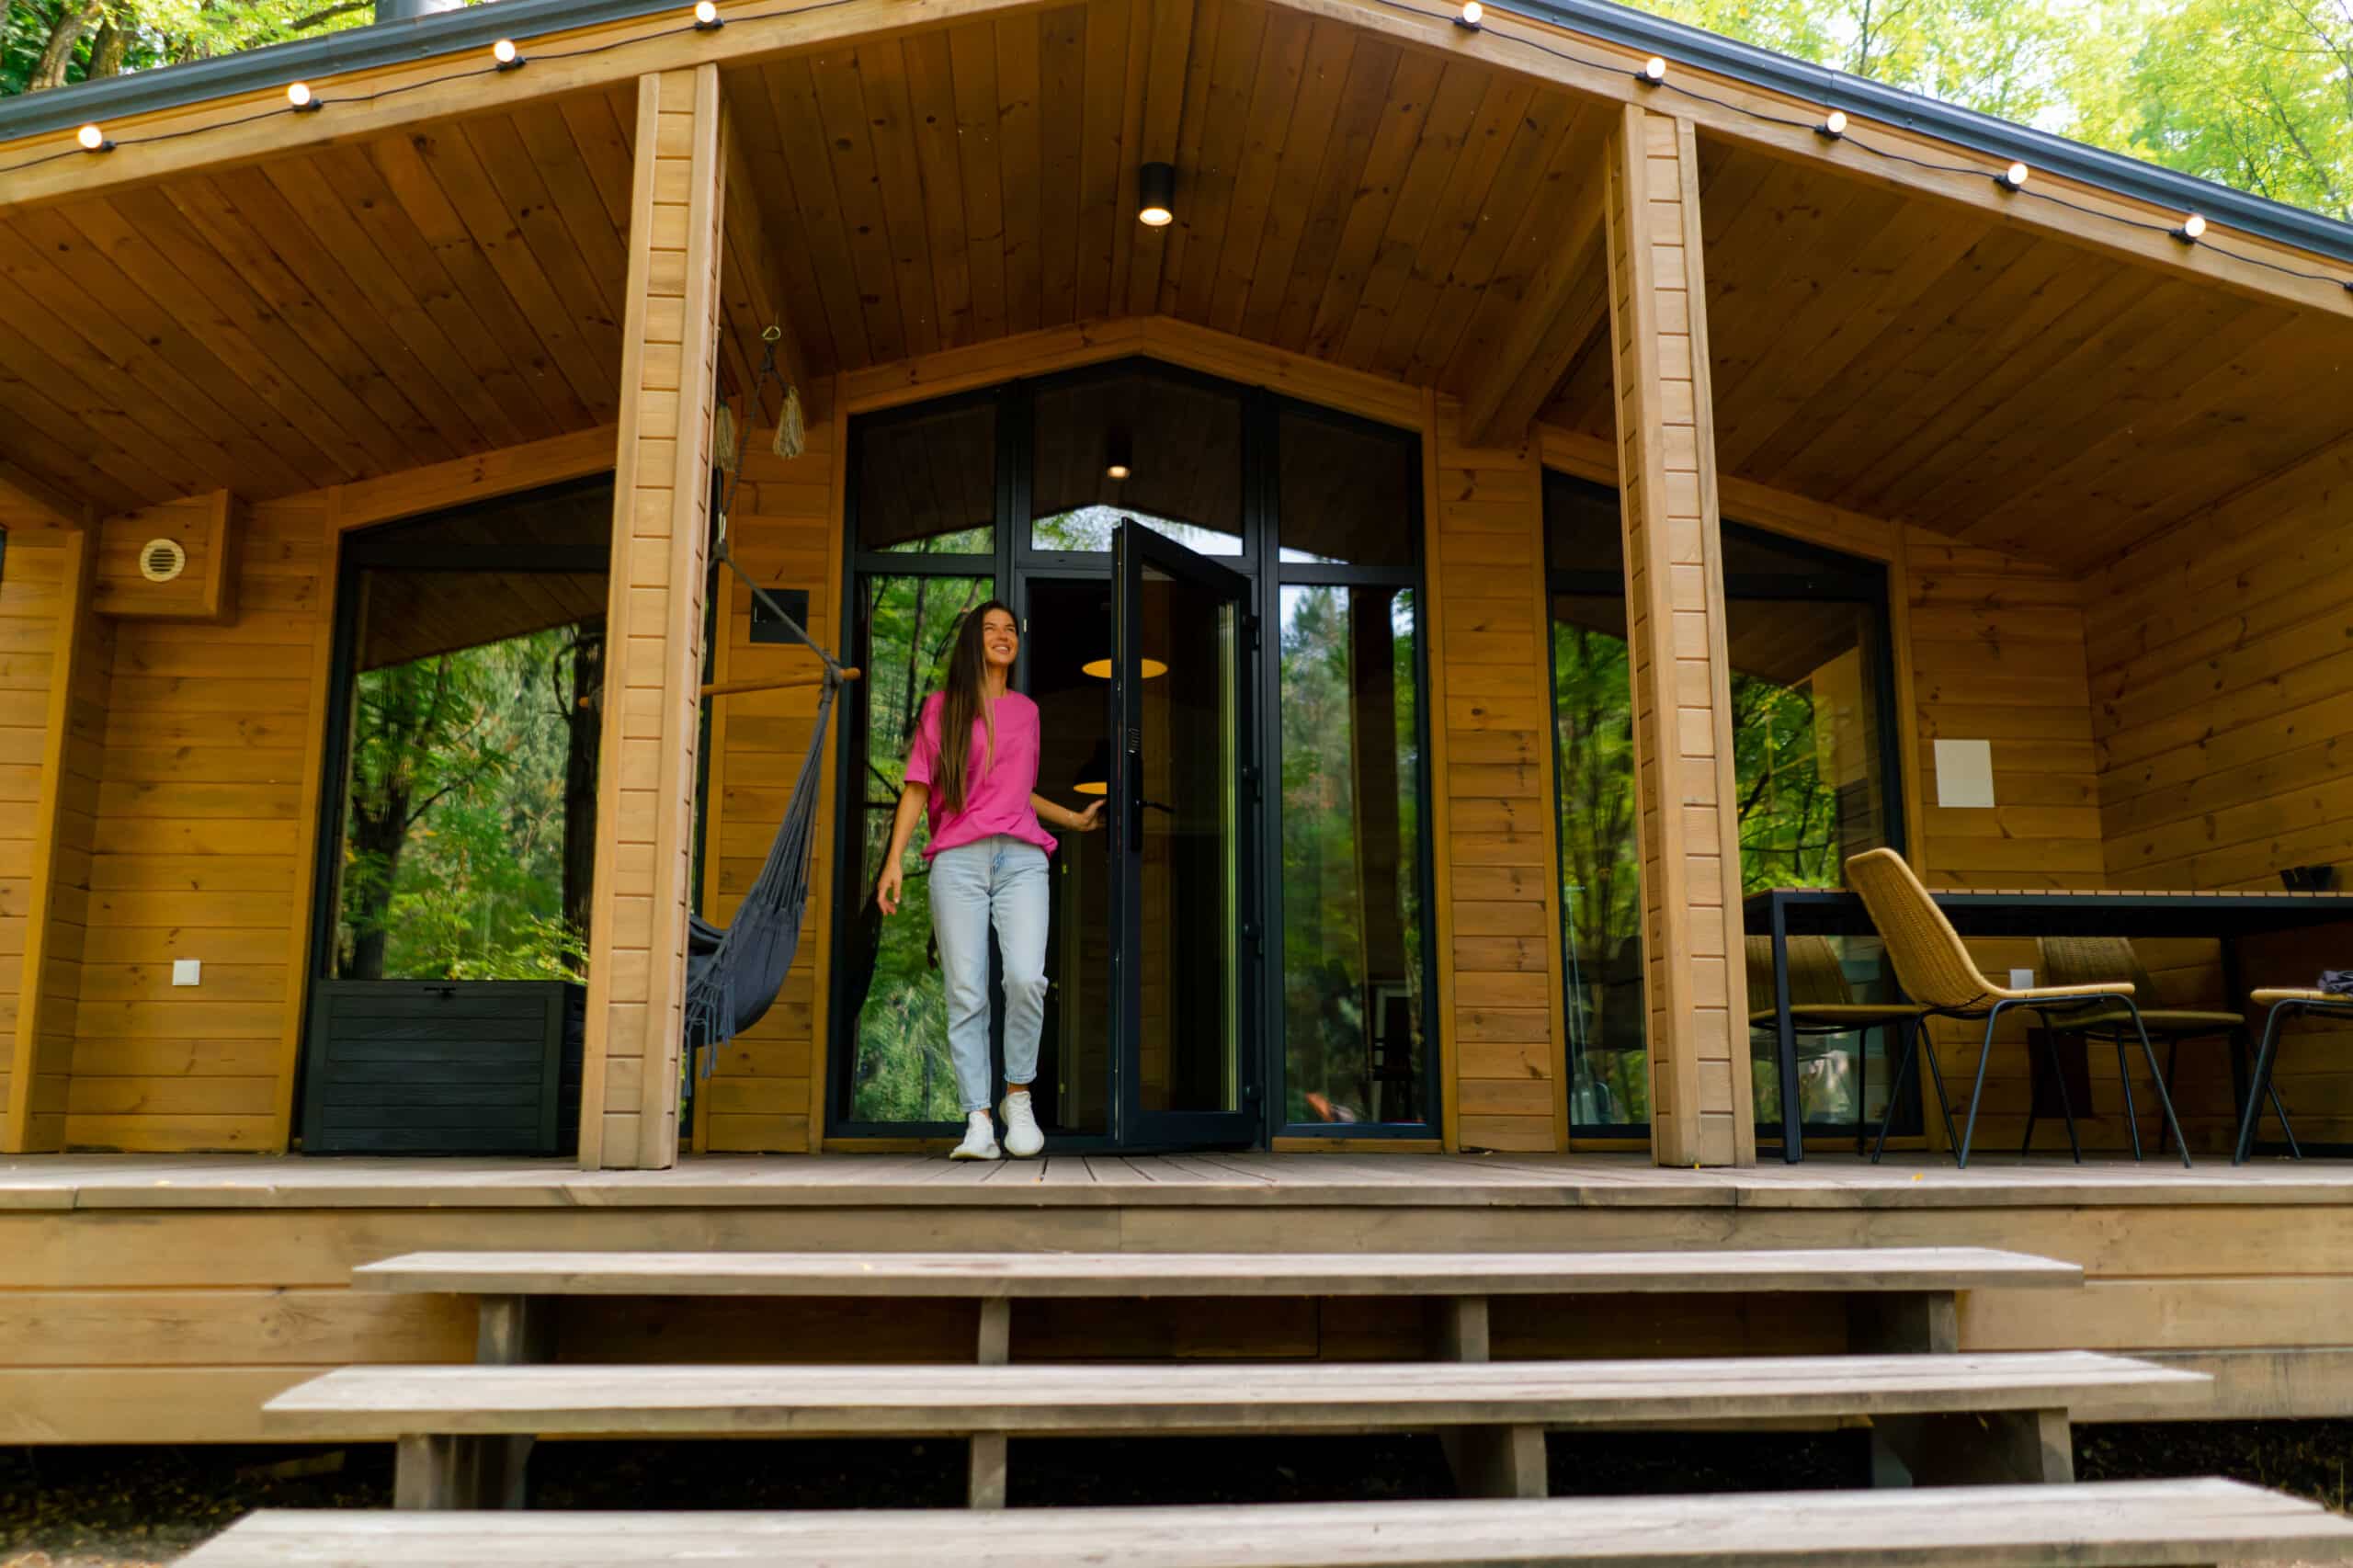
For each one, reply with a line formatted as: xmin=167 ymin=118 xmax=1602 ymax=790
xmin=4 ymin=1422 xmax=2347 ymax=1565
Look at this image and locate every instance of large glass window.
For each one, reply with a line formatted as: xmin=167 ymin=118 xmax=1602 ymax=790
xmin=326 ymin=482 xmax=609 ymax=983
xmin=856 ymin=398 xmax=996 ymax=556
xmin=1030 ymin=365 xmax=1246 ymax=555
xmin=1544 ymin=472 xmax=1904 ymax=1142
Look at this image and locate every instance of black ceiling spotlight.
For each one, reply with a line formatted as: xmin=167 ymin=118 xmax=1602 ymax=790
xmin=1137 ymin=162 xmax=1176 ymax=228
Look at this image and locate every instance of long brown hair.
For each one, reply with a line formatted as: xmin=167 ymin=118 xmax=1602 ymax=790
xmin=932 ymin=599 xmax=1014 ymax=818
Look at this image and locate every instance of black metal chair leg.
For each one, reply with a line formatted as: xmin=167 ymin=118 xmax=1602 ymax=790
xmin=2234 ymin=1003 xmax=2290 ymax=1165
xmin=1917 ymin=1020 xmax=1961 ymax=1157
xmin=1872 ymin=1022 xmax=1919 ymax=1166
xmin=2125 ymin=1001 xmax=2193 ymax=1168
xmin=2155 ymin=1037 xmax=2180 ymax=1155
xmin=2018 ymin=1032 xmax=2040 ymax=1158
xmin=1958 ymin=1003 xmax=2007 ymax=1170
xmin=1856 ymin=1028 xmax=1870 ymax=1157
xmin=2112 ymin=1035 xmax=2145 ymax=1163
xmin=2270 ymin=1076 xmax=2302 ymax=1158
xmin=2044 ymin=1021 xmax=2084 ymax=1164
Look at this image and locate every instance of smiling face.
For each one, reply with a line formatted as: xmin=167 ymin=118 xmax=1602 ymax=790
xmin=979 ymin=607 xmax=1019 ymax=673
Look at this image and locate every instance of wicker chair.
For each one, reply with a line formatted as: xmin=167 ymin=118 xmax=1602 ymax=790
xmin=2234 ymin=988 xmax=2347 ymax=1164
xmin=2035 ymin=937 xmax=2279 ymax=1159
xmin=1744 ymin=935 xmax=1939 ymax=1158
xmin=1843 ymin=848 xmax=2193 ymax=1168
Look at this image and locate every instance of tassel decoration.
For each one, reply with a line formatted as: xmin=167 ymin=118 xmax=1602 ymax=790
xmin=772 ymin=382 xmax=806 ymax=461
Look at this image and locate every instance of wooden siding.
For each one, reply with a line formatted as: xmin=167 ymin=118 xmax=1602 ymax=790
xmin=1427 ymin=399 xmax=1563 ymax=1154
xmin=69 ymin=495 xmax=328 ymax=1153
xmin=1601 ymin=108 xmax=1748 ymax=1168
xmin=581 ymin=67 xmax=728 ymax=1172
xmin=2085 ymin=435 xmax=2353 ymax=1148
xmin=696 ymin=415 xmax=841 ymax=1155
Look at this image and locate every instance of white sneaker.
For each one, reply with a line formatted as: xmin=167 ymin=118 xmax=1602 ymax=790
xmin=949 ymin=1110 xmax=1000 ymax=1161
xmin=999 ymin=1090 xmax=1044 ymax=1158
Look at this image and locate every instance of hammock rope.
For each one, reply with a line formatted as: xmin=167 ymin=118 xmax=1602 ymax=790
xmin=683 ymin=329 xmax=850 ymax=1080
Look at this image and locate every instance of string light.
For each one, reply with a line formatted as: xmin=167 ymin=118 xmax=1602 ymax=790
xmin=693 ymin=1 xmax=722 ymax=28
xmin=0 ymin=0 xmax=2346 ymax=301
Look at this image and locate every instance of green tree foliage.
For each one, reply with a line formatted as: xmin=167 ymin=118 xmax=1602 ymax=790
xmin=2 ymin=0 xmax=393 ymax=95
xmin=336 ymin=624 xmax=590 ymax=983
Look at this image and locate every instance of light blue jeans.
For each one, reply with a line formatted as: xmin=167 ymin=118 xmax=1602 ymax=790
xmin=929 ymin=835 xmax=1050 ymax=1113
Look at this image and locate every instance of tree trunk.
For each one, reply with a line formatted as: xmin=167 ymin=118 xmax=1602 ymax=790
xmin=344 ymin=790 xmax=411 ymax=982
xmin=561 ymin=624 xmax=605 ymax=936
xmin=85 ymin=15 xmax=128 ymax=79
xmin=28 ymin=0 xmax=108 ymax=89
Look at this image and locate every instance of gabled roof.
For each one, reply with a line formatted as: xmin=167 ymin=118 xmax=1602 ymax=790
xmin=2 ymin=0 xmax=2349 ymax=268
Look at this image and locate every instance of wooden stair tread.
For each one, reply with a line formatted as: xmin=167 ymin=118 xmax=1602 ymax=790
xmin=352 ymin=1245 xmax=2082 ymax=1297
xmin=176 ymin=1479 xmax=2353 ymax=1566
xmin=264 ymin=1351 xmax=2201 ymax=1437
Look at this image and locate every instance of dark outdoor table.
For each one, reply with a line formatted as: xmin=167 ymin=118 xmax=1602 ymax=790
xmin=1743 ymin=888 xmax=2353 ymax=1164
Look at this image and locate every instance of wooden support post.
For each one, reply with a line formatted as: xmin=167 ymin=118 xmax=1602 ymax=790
xmin=1871 ymin=1408 xmax=2075 ymax=1487
xmin=579 ymin=64 xmax=730 ymax=1171
xmin=970 ymin=1298 xmax=1013 ymax=1508
xmin=460 ymin=1296 xmax=554 ymax=1508
xmin=1847 ymin=1292 xmax=1961 ymax=1356
xmin=1427 ymin=1295 xmax=1546 ymax=1500
xmin=1600 ymin=106 xmax=1754 ymax=1168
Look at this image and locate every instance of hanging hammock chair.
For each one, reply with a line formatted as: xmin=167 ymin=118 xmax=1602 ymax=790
xmin=683 ymin=328 xmax=854 ymax=1079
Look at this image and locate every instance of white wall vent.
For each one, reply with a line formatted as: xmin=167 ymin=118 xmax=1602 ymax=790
xmin=140 ymin=537 xmax=188 ymax=584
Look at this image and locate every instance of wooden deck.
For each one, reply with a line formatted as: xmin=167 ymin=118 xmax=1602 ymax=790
xmin=6 ymin=1152 xmax=2351 ymax=1443
xmin=6 ymin=1149 xmax=2352 ymax=1210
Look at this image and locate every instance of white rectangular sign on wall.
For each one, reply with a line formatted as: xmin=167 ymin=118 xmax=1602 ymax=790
xmin=1934 ymin=739 xmax=1996 ymax=809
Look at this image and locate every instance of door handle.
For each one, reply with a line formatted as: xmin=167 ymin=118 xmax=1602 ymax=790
xmin=1127 ymin=733 xmax=1143 ymax=854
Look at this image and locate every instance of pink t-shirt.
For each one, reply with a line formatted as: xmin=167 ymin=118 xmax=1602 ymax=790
xmin=903 ymin=690 xmax=1058 ymax=860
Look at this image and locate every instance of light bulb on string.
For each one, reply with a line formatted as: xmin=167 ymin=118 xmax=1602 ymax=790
xmin=1455 ymin=1 xmax=1483 ymax=28
xmin=2173 ymin=212 xmax=2207 ymax=243
xmin=1636 ymin=55 xmax=1666 ymax=85
xmin=693 ymin=2 xmax=722 ymax=28
xmin=287 ymin=82 xmax=320 ymax=111
xmin=493 ymin=38 xmax=525 ymax=69
xmin=1816 ymin=110 xmax=1847 ymax=140
xmin=1995 ymin=161 xmax=2029 ymax=191
xmin=76 ymin=123 xmax=112 ymax=153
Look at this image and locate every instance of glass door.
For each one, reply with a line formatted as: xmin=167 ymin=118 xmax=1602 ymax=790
xmin=1110 ymin=521 xmax=1258 ymax=1146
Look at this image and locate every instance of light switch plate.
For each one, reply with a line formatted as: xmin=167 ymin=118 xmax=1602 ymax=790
xmin=172 ymin=959 xmax=201 ymax=987
xmin=2009 ymin=968 xmax=2035 ymax=992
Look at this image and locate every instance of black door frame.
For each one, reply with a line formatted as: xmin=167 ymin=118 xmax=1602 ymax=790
xmin=826 ymin=357 xmax=1441 ymax=1149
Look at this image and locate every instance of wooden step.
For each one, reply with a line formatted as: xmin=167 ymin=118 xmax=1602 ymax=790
xmin=176 ymin=1478 xmax=2353 ymax=1566
xmin=353 ymin=1245 xmax=2085 ymax=1299
xmin=266 ymin=1351 xmax=2204 ymax=1505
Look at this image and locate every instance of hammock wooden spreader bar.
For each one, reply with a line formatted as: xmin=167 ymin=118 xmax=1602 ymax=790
xmin=700 ymin=665 xmax=862 ymax=700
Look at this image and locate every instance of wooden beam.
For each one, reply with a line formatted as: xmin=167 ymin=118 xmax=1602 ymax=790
xmin=579 ymin=64 xmax=730 ymax=1172
xmin=1250 ymin=0 xmax=2353 ymax=323
xmin=332 ymin=424 xmax=620 ymax=534
xmin=1601 ymin=106 xmax=1752 ymax=1168
xmin=1458 ymin=170 xmax=1607 ymax=449
xmin=718 ymin=106 xmax=822 ymax=428
xmin=0 ymin=0 xmax=1064 ymax=222
xmin=5 ymin=532 xmax=106 ymax=1154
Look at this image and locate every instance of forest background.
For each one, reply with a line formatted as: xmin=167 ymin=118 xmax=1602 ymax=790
xmin=5 ymin=0 xmax=2349 ymax=224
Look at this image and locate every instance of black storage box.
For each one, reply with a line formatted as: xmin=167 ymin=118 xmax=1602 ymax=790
xmin=301 ymin=981 xmax=585 ymax=1154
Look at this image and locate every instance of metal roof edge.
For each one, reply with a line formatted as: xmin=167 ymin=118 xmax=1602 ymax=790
xmin=1 ymin=0 xmax=2348 ymax=270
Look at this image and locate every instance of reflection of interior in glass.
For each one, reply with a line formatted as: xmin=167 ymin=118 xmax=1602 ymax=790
xmin=1032 ymin=365 xmax=1244 ymax=553
xmin=1137 ymin=565 xmax=1240 ymax=1114
xmin=330 ymin=482 xmax=608 ymax=984
xmin=1276 ymin=408 xmax=1418 ymax=567
xmin=1024 ymin=579 xmax=1115 ymax=1136
xmin=1279 ymin=585 xmax=1425 ymax=1126
xmin=842 ymin=574 xmax=992 ymax=1123
xmin=855 ymin=399 xmax=995 ymax=555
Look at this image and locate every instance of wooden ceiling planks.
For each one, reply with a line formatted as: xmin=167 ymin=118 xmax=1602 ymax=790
xmin=0 ymin=93 xmax=634 ymax=513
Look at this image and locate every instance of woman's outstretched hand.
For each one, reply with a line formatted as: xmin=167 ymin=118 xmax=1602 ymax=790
xmin=1074 ymin=799 xmax=1105 ymax=832
xmin=876 ymin=862 xmax=904 ymax=915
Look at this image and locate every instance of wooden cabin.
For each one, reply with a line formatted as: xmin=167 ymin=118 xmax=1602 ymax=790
xmin=4 ymin=0 xmax=2353 ymax=1450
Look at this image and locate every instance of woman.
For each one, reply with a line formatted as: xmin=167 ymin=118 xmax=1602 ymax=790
xmin=876 ymin=601 xmax=1102 ymax=1160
